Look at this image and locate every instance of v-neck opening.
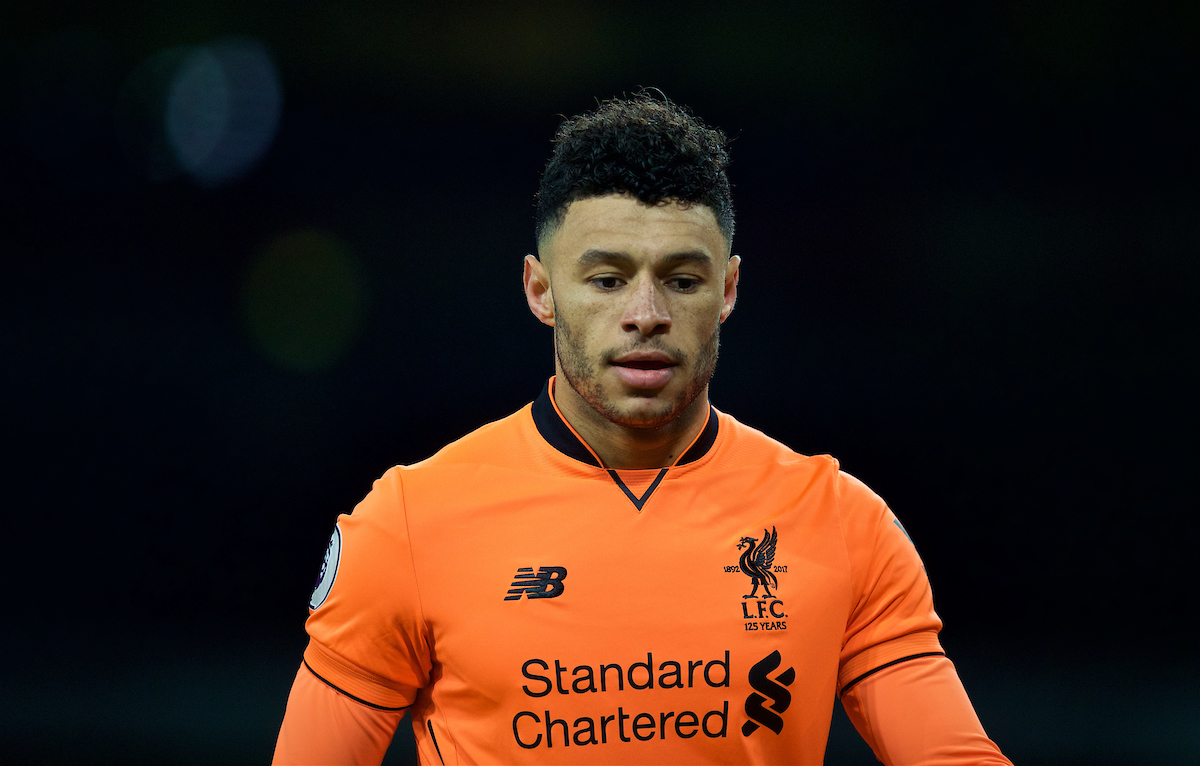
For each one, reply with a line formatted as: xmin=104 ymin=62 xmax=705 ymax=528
xmin=529 ymin=378 xmax=719 ymax=511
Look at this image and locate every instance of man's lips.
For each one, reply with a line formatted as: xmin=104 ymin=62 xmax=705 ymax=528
xmin=611 ymin=352 xmax=678 ymax=369
xmin=610 ymin=353 xmax=678 ymax=388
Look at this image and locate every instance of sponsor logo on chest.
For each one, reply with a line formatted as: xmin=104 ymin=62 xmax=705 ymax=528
xmin=493 ymin=529 xmax=806 ymax=753
xmin=511 ymin=649 xmax=796 ymax=750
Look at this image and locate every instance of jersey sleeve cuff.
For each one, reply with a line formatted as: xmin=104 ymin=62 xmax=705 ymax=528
xmin=303 ymin=638 xmax=414 ymax=711
xmin=838 ymin=631 xmax=944 ymax=695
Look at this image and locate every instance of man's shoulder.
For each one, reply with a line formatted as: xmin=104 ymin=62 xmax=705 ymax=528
xmin=406 ymin=402 xmax=538 ymax=472
xmin=711 ymin=410 xmax=886 ymax=509
xmin=359 ymin=403 xmax=544 ymax=519
xmin=714 ymin=407 xmax=840 ymax=473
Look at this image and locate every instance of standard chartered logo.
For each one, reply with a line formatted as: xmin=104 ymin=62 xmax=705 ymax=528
xmin=512 ymin=652 xmax=731 ymax=750
xmin=741 ymin=649 xmax=795 ymax=736
xmin=510 ymin=649 xmax=798 ymax=751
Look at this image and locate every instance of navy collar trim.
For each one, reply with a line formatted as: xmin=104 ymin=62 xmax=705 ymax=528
xmin=531 ymin=381 xmax=719 ymax=468
xmin=532 ymin=382 xmax=601 ymax=466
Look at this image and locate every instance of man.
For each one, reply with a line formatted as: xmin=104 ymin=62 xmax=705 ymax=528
xmin=274 ymin=95 xmax=1011 ymax=765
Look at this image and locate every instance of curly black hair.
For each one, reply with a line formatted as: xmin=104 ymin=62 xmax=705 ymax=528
xmin=535 ymin=93 xmax=734 ymax=248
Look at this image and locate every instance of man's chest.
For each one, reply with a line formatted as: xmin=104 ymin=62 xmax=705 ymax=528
xmin=403 ymin=470 xmax=853 ymax=763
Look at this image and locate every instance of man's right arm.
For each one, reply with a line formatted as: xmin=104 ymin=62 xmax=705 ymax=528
xmin=276 ymin=467 xmax=431 ymax=763
xmin=274 ymin=663 xmax=405 ymax=766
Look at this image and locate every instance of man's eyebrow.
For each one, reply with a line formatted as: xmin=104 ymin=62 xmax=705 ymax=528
xmin=659 ymin=251 xmax=713 ymax=268
xmin=576 ymin=249 xmax=713 ymax=268
xmin=577 ymin=249 xmax=634 ymax=267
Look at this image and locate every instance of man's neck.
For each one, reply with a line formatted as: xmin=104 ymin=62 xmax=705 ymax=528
xmin=552 ymin=378 xmax=710 ymax=470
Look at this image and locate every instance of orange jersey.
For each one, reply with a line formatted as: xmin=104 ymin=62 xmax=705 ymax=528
xmin=300 ymin=379 xmax=951 ymax=764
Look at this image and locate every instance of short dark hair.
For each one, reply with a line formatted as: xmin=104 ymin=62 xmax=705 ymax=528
xmin=535 ymin=93 xmax=734 ymax=248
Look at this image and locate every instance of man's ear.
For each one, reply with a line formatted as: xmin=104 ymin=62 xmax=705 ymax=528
xmin=720 ymin=255 xmax=740 ymax=324
xmin=523 ymin=254 xmax=555 ymax=327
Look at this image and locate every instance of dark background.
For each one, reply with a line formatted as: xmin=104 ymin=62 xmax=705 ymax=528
xmin=2 ymin=2 xmax=1196 ymax=764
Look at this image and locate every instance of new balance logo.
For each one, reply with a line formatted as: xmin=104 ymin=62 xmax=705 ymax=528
xmin=742 ymin=650 xmax=795 ymax=736
xmin=504 ymin=566 xmax=568 ymax=601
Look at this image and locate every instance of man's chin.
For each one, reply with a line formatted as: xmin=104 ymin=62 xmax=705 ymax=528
xmin=600 ymin=393 xmax=687 ymax=429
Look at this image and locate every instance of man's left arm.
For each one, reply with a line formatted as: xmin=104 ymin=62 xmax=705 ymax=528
xmin=840 ymin=653 xmax=1012 ymax=766
xmin=836 ymin=469 xmax=1011 ymax=764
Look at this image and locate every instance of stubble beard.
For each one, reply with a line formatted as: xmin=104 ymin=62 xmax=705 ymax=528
xmin=554 ymin=313 xmax=720 ymax=430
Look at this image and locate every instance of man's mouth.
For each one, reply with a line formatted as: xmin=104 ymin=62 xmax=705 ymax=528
xmin=610 ymin=353 xmax=679 ymax=388
xmin=611 ymin=352 xmax=678 ymax=369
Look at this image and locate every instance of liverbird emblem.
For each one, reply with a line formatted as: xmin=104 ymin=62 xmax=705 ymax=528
xmin=737 ymin=527 xmax=779 ymax=598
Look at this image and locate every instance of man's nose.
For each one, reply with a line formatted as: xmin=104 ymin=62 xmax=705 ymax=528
xmin=621 ymin=278 xmax=671 ymax=336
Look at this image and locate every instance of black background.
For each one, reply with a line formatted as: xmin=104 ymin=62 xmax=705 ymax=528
xmin=2 ymin=3 xmax=1196 ymax=764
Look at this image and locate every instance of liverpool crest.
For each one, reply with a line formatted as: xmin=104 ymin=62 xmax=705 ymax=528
xmin=729 ymin=527 xmax=787 ymax=631
xmin=737 ymin=526 xmax=779 ymax=598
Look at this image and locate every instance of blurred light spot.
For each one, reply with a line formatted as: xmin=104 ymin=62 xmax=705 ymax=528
xmin=116 ymin=37 xmax=282 ymax=186
xmin=167 ymin=38 xmax=283 ymax=186
xmin=243 ymin=231 xmax=366 ymax=372
xmin=166 ymin=50 xmax=229 ymax=178
xmin=115 ymin=47 xmax=194 ymax=182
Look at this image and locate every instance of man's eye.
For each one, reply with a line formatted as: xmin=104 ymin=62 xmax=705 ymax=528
xmin=670 ymin=277 xmax=700 ymax=291
xmin=592 ymin=277 xmax=622 ymax=290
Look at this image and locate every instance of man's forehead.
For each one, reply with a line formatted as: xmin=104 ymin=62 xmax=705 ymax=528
xmin=543 ymin=194 xmax=726 ymax=266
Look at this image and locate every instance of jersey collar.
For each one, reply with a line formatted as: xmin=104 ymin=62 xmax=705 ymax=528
xmin=531 ymin=378 xmax=719 ymax=469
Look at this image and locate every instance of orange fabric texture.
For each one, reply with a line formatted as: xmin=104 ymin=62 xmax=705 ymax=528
xmin=841 ymin=655 xmax=1012 ymax=765
xmin=288 ymin=379 xmax=988 ymax=763
xmin=274 ymin=664 xmax=403 ymax=765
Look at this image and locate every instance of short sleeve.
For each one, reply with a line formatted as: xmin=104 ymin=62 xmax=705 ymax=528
xmin=837 ymin=469 xmax=944 ymax=694
xmin=302 ymin=466 xmax=432 ymax=710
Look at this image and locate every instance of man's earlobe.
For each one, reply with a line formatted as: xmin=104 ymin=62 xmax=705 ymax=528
xmin=523 ymin=254 xmax=556 ymax=327
xmin=720 ymin=254 xmax=741 ymax=323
